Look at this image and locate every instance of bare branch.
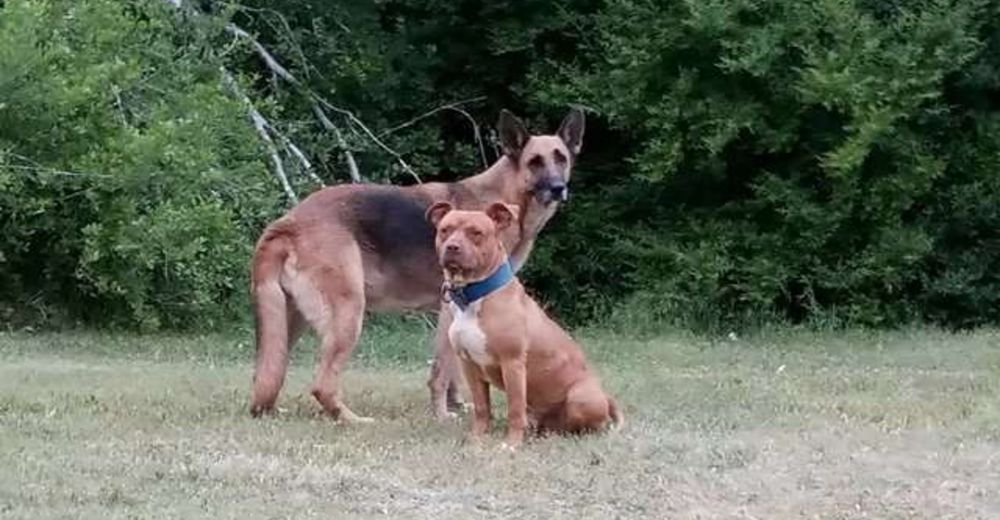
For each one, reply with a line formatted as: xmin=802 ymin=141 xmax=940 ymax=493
xmin=225 ymin=19 xmax=420 ymax=183
xmin=378 ymin=96 xmax=488 ymax=168
xmin=224 ymin=23 xmax=298 ymax=86
xmin=167 ymin=0 xmax=422 ymax=184
xmin=311 ymin=102 xmax=362 ymax=183
xmin=221 ymin=69 xmax=297 ymax=204
xmin=265 ymin=120 xmax=324 ymax=187
xmin=284 ymin=140 xmax=324 ymax=187
xmin=228 ymin=4 xmax=313 ymax=80
xmin=111 ymin=84 xmax=128 ymax=127
xmin=378 ymin=97 xmax=484 ymax=136
xmin=445 ymin=104 xmax=489 ymax=168
xmin=223 ymin=22 xmax=378 ymax=182
xmin=315 ymin=96 xmax=422 ymax=183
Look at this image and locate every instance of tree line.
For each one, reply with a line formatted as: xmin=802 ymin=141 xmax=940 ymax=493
xmin=2 ymin=0 xmax=999 ymax=331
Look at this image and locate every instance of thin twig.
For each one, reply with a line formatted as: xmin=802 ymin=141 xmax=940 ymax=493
xmin=315 ymin=96 xmax=422 ymax=183
xmin=379 ymin=96 xmax=488 ymax=168
xmin=111 ymin=85 xmax=128 ymax=127
xmin=379 ymin=97 xmax=485 ymax=136
xmin=446 ymin=105 xmax=489 ymax=168
xmin=2 ymin=164 xmax=115 ymax=179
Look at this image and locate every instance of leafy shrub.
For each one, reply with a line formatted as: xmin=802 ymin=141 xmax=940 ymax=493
xmin=4 ymin=0 xmax=1000 ymax=332
xmin=0 ymin=0 xmax=279 ymax=329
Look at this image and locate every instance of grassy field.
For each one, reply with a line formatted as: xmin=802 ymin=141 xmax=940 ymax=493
xmin=2 ymin=323 xmax=1000 ymax=519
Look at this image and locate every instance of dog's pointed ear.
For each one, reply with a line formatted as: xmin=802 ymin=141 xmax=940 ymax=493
xmin=557 ymin=107 xmax=585 ymax=156
xmin=486 ymin=202 xmax=518 ymax=231
xmin=425 ymin=202 xmax=454 ymax=228
xmin=498 ymin=109 xmax=529 ymax=160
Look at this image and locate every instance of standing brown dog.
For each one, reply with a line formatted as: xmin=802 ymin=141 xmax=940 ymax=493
xmin=250 ymin=109 xmax=585 ymax=422
xmin=427 ymin=202 xmax=622 ymax=448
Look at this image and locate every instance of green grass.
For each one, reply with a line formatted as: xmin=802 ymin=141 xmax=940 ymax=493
xmin=2 ymin=323 xmax=1000 ymax=519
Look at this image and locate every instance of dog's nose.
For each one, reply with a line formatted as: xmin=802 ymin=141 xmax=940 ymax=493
xmin=445 ymin=243 xmax=460 ymax=253
xmin=549 ymin=184 xmax=567 ymax=201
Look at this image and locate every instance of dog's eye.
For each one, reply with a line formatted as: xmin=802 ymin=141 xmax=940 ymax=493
xmin=468 ymin=229 xmax=483 ymax=240
xmin=439 ymin=226 xmax=453 ymax=235
xmin=553 ymin=150 xmax=567 ymax=165
xmin=527 ymin=155 xmax=543 ymax=168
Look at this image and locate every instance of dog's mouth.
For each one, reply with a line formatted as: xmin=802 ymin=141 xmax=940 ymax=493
xmin=533 ymin=182 xmax=569 ymax=205
xmin=535 ymin=189 xmax=569 ymax=206
xmin=440 ymin=255 xmax=471 ymax=277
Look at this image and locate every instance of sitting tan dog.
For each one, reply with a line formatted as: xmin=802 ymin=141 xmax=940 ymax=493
xmin=426 ymin=201 xmax=622 ymax=448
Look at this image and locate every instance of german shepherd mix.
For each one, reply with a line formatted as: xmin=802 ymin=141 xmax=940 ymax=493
xmin=249 ymin=109 xmax=585 ymax=422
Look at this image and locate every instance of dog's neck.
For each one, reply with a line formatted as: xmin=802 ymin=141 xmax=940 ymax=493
xmin=443 ymin=249 xmax=515 ymax=310
xmin=458 ymin=156 xmax=522 ymax=204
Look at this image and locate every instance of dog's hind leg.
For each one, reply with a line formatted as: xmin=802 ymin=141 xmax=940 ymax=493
xmin=429 ymin=307 xmax=467 ymax=420
xmin=309 ymin=287 xmax=368 ymax=423
xmin=289 ymin=241 xmax=372 ymax=423
xmin=558 ymin=380 xmax=614 ymax=433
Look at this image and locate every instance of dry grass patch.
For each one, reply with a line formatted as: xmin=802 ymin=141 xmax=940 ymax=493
xmin=2 ymin=327 xmax=1000 ymax=519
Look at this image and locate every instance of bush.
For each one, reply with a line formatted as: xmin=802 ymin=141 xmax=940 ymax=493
xmin=528 ymin=0 xmax=1000 ymax=329
xmin=4 ymin=0 xmax=1000 ymax=331
xmin=0 ymin=0 xmax=280 ymax=329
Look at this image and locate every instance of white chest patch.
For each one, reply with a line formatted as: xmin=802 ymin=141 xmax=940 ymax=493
xmin=448 ymin=301 xmax=493 ymax=367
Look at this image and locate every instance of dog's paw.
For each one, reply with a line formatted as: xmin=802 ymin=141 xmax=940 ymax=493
xmin=433 ymin=410 xmax=460 ymax=422
xmin=497 ymin=442 xmax=519 ymax=453
xmin=338 ymin=410 xmax=376 ymax=424
xmin=448 ymin=402 xmax=472 ymax=414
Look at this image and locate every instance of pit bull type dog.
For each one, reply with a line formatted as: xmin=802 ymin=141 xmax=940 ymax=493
xmin=427 ymin=202 xmax=622 ymax=448
xmin=250 ymin=109 xmax=585 ymax=422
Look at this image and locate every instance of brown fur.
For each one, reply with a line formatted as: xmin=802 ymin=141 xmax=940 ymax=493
xmin=249 ymin=109 xmax=585 ymax=421
xmin=428 ymin=203 xmax=622 ymax=447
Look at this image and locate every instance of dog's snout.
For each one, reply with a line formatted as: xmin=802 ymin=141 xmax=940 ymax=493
xmin=445 ymin=243 xmax=460 ymax=253
xmin=549 ymin=181 xmax=568 ymax=202
xmin=534 ymin=176 xmax=569 ymax=204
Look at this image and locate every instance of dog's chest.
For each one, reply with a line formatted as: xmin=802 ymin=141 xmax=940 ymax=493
xmin=448 ymin=302 xmax=493 ymax=367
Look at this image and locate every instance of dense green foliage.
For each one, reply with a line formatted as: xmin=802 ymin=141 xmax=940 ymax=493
xmin=2 ymin=0 xmax=1000 ymax=331
xmin=0 ymin=0 xmax=280 ymax=329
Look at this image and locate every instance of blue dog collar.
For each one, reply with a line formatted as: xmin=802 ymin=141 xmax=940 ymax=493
xmin=447 ymin=259 xmax=514 ymax=310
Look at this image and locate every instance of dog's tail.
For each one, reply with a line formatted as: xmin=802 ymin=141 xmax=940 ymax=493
xmin=608 ymin=396 xmax=624 ymax=431
xmin=249 ymin=223 xmax=294 ymax=417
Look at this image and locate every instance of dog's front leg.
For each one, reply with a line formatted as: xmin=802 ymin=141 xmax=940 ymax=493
xmin=499 ymin=356 xmax=528 ymax=448
xmin=461 ymin=360 xmax=491 ymax=438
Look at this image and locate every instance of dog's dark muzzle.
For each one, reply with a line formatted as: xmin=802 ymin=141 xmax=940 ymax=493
xmin=534 ymin=178 xmax=569 ymax=205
